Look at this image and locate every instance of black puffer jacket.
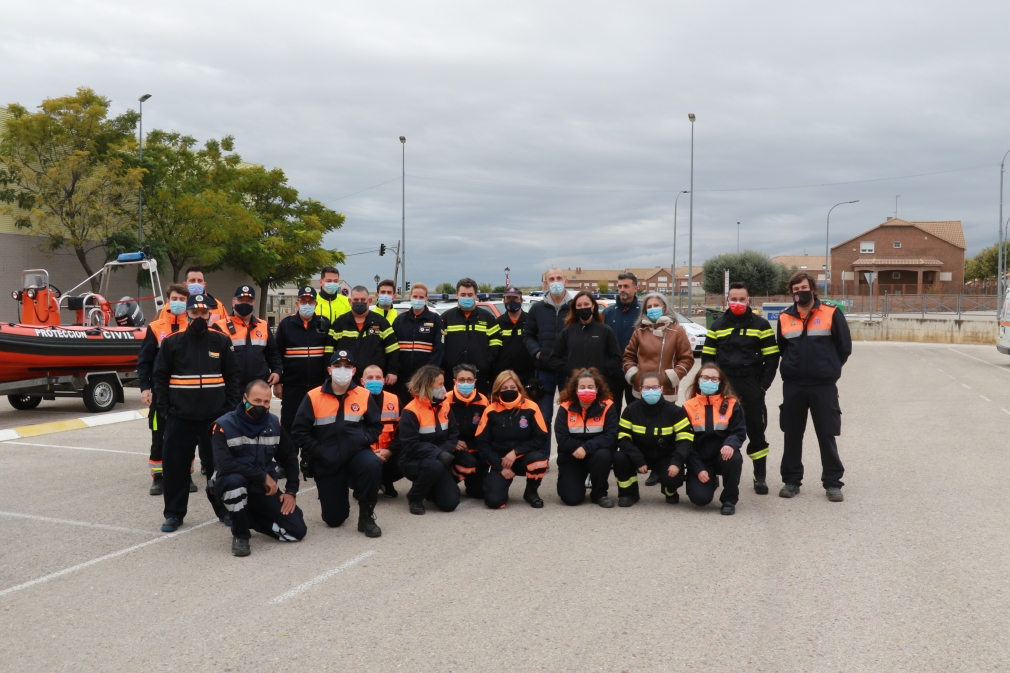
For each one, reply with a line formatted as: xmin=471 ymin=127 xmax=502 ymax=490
xmin=548 ymin=319 xmax=622 ymax=380
xmin=523 ymin=293 xmax=572 ymax=371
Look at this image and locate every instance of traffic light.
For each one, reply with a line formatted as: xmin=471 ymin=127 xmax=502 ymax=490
xmin=379 ymin=243 xmax=386 ymax=256
xmin=405 ymin=281 xmax=411 ymax=291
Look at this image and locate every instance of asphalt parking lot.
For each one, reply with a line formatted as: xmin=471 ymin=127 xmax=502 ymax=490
xmin=3 ymin=340 xmax=1010 ymax=672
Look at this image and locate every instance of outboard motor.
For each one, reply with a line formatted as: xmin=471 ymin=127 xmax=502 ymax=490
xmin=114 ymin=297 xmax=145 ymax=327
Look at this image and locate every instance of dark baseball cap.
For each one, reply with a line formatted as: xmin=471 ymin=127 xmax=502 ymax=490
xmin=187 ymin=294 xmax=211 ymax=310
xmin=504 ymin=286 xmax=522 ymax=298
xmin=234 ymin=285 xmax=255 ymax=299
xmin=298 ymin=286 xmax=317 ymax=299
xmin=330 ymin=350 xmax=355 ymax=366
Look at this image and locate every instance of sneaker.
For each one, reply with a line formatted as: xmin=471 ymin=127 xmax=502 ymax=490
xmin=408 ymin=500 xmax=425 ymax=515
xmin=596 ymin=495 xmax=615 ymax=508
xmin=645 ymin=471 xmax=660 ymax=487
xmin=189 ymin=476 xmax=198 ymax=493
xmin=618 ymin=495 xmax=639 ymax=508
xmin=826 ymin=487 xmax=844 ymax=502
xmin=160 ymin=518 xmax=182 ymax=533
xmin=721 ymin=502 xmax=736 ymax=515
xmin=231 ymin=537 xmax=250 ymax=557
xmin=665 ymin=492 xmax=680 ymax=504
xmin=753 ymin=478 xmax=769 ymax=495
xmin=149 ymin=474 xmax=163 ymax=496
xmin=779 ymin=483 xmax=800 ymax=498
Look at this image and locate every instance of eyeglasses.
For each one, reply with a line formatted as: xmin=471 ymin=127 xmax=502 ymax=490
xmin=698 ymin=375 xmax=720 ymax=383
xmin=641 ymin=385 xmax=662 ymax=392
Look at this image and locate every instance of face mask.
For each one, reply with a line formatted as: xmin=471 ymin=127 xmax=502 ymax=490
xmin=244 ymin=402 xmax=268 ymax=421
xmin=410 ymin=298 xmax=426 ymax=311
xmin=646 ymin=307 xmax=664 ymax=322
xmin=642 ymin=389 xmax=663 ymax=405
xmin=351 ymin=301 xmax=368 ymax=315
xmin=323 ymin=282 xmax=340 ymax=295
xmin=549 ymin=282 xmax=566 ymax=296
xmin=234 ymin=303 xmax=254 ymax=317
xmin=187 ymin=283 xmax=204 ymax=296
xmin=794 ymin=290 xmax=813 ymax=305
xmin=377 ymin=294 xmax=393 ymax=307
xmin=575 ymin=307 xmax=594 ymax=321
xmin=188 ymin=317 xmax=207 ymax=334
xmin=455 ymin=382 xmax=475 ymax=397
xmin=505 ymin=301 xmax=522 ymax=313
xmin=363 ymin=380 xmax=384 ymax=395
xmin=298 ymin=303 xmax=316 ymax=318
xmin=728 ymin=302 xmax=748 ymax=316
xmin=431 ymin=386 xmax=447 ymax=402
xmin=458 ymin=297 xmax=476 ymax=311
xmin=699 ymin=380 xmax=720 ymax=396
xmin=577 ymin=389 xmax=597 ymax=404
xmin=169 ymin=301 xmax=187 ymax=316
xmin=499 ymin=389 xmax=520 ymax=403
xmin=331 ymin=367 xmax=354 ymax=386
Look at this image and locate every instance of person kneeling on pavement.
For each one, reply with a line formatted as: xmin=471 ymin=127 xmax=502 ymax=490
xmin=291 ymin=350 xmax=384 ymax=537
xmin=397 ymin=365 xmax=462 ymax=515
xmin=683 ymin=363 xmax=746 ymax=515
xmin=613 ymin=371 xmax=694 ymax=507
xmin=212 ymin=380 xmax=306 ymax=556
xmin=444 ymin=364 xmax=491 ymax=498
xmin=554 ymin=368 xmax=618 ymax=508
xmin=361 ymin=364 xmax=404 ymax=498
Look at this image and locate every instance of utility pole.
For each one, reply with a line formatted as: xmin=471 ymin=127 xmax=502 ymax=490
xmin=392 ymin=240 xmax=402 ymax=292
xmin=400 ymin=136 xmax=406 ymax=293
xmin=687 ymin=113 xmax=696 ymax=320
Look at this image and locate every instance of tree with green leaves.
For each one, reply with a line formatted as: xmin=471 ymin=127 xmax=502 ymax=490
xmin=477 ymin=282 xmax=494 ymax=293
xmin=702 ymin=250 xmax=792 ymax=296
xmin=0 ymin=88 xmax=142 ymax=291
xmin=435 ymin=282 xmax=455 ymax=294
xmin=227 ymin=165 xmax=345 ymax=315
xmin=597 ymin=279 xmax=610 ymax=293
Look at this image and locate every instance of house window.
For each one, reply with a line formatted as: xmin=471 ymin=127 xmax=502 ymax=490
xmin=893 ymin=241 xmax=901 ymax=248
xmin=657 ymin=276 xmax=667 ymax=281
xmin=860 ymin=241 xmax=875 ymax=254
xmin=892 ymin=272 xmax=901 ymax=279
xmin=799 ymin=265 xmax=808 ymax=269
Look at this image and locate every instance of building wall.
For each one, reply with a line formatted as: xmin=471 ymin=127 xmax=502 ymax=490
xmin=831 ymin=225 xmax=964 ymax=293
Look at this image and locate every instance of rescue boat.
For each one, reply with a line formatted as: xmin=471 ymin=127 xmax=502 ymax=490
xmin=0 ymin=322 xmax=144 ymax=384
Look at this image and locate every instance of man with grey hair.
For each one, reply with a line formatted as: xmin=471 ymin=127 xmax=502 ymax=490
xmin=326 ymin=285 xmax=400 ymax=383
xmin=523 ymin=267 xmax=573 ymax=457
xmin=603 ymin=271 xmax=641 ymax=416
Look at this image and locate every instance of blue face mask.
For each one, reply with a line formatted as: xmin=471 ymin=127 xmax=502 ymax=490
xmin=549 ymin=282 xmax=566 ymax=296
xmin=641 ymin=389 xmax=663 ymax=405
xmin=323 ymin=282 xmax=340 ymax=295
xmin=377 ymin=294 xmax=393 ymax=307
xmin=455 ymin=382 xmax=475 ymax=397
xmin=505 ymin=301 xmax=522 ymax=313
xmin=458 ymin=297 xmax=476 ymax=310
xmin=699 ymin=380 xmax=720 ymax=396
xmin=363 ymin=380 xmax=384 ymax=395
xmin=187 ymin=283 xmax=204 ymax=296
xmin=298 ymin=303 xmax=316 ymax=318
xmin=646 ymin=307 xmax=664 ymax=322
xmin=169 ymin=300 xmax=187 ymax=316
xmin=410 ymin=298 xmax=426 ymax=311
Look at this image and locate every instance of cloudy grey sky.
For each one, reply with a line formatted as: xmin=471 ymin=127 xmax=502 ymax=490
xmin=4 ymin=1 xmax=1009 ymax=288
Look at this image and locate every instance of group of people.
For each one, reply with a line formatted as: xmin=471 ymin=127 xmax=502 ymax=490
xmin=137 ymin=265 xmax=852 ymax=557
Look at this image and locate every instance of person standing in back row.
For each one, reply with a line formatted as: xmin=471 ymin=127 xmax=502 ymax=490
xmin=273 ymin=285 xmax=331 ymax=443
xmin=441 ymin=278 xmax=501 ymax=396
xmin=702 ymin=281 xmax=779 ymax=495
xmin=327 ymin=285 xmax=400 ymax=385
xmin=603 ymin=271 xmax=641 ymax=415
xmin=315 ymin=266 xmax=352 ymax=324
xmin=523 ymin=268 xmax=572 ymax=456
xmin=372 ymin=278 xmax=399 ymax=324
xmin=776 ymin=272 xmax=851 ymax=502
xmin=392 ymin=282 xmax=443 ymax=408
xmin=213 ymin=285 xmax=282 ymax=391
xmin=493 ymin=286 xmax=536 ymax=387
xmin=549 ymin=291 xmax=622 ymax=385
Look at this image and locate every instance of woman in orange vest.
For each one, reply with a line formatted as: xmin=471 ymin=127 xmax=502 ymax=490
xmin=683 ymin=363 xmax=746 ymax=515
xmin=554 ymin=368 xmax=618 ymax=507
xmin=397 ymin=365 xmax=461 ymax=515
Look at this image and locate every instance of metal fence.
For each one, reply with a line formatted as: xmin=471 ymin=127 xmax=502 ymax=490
xmin=686 ymin=293 xmax=999 ymax=319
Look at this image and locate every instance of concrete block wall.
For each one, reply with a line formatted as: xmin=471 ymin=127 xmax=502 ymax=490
xmin=849 ymin=316 xmax=997 ymax=345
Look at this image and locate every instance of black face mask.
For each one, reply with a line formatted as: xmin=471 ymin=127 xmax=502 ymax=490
xmin=499 ymin=389 xmax=520 ymax=403
xmin=234 ymin=303 xmax=254 ymax=317
xmin=244 ymin=402 xmax=268 ymax=421
xmin=351 ymin=301 xmax=369 ymax=315
xmin=505 ymin=301 xmax=522 ymax=313
xmin=575 ymin=307 xmax=594 ymax=322
xmin=189 ymin=317 xmax=207 ymax=334
xmin=794 ymin=290 xmax=814 ymax=306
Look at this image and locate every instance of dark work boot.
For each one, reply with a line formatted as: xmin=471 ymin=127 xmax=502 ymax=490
xmin=779 ymin=483 xmax=800 ymax=498
xmin=665 ymin=490 xmax=680 ymax=504
xmin=825 ymin=487 xmax=844 ymax=502
xmin=645 ymin=471 xmax=660 ymax=486
xmin=721 ymin=501 xmax=736 ymax=515
xmin=408 ymin=499 xmax=425 ymax=515
xmin=357 ymin=503 xmax=382 ymax=537
xmin=149 ymin=474 xmax=163 ymax=496
xmin=381 ymin=483 xmax=398 ymax=498
xmin=523 ymin=480 xmax=544 ymax=508
xmin=231 ymin=537 xmax=250 ymax=557
xmin=189 ymin=476 xmax=198 ymax=493
xmin=753 ymin=478 xmax=769 ymax=495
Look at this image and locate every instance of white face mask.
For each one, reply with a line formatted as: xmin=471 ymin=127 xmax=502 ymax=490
xmin=331 ymin=367 xmax=354 ymax=386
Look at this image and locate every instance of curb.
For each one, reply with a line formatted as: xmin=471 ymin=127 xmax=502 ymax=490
xmin=0 ymin=408 xmax=149 ymax=442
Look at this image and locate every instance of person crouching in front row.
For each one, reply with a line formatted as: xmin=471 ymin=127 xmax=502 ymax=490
xmin=212 ymin=380 xmax=306 ymax=557
xmin=475 ymin=370 xmax=550 ymax=509
xmin=554 ymin=367 xmax=618 ymax=508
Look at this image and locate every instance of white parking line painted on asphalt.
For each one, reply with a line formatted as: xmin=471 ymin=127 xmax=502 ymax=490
xmin=948 ymin=375 xmax=956 ymax=379
xmin=3 ymin=441 xmax=146 ymax=456
xmin=268 ymin=550 xmax=376 ymax=605
xmin=962 ymin=384 xmax=972 ymax=389
xmin=948 ymin=348 xmax=1010 ymax=372
xmin=0 ymin=511 xmax=158 ymax=536
xmin=980 ymin=395 xmax=992 ymax=402
xmin=81 ymin=410 xmax=147 ymax=427
xmin=1003 ymin=409 xmax=1010 ymax=416
xmin=0 ymin=517 xmax=219 ymax=599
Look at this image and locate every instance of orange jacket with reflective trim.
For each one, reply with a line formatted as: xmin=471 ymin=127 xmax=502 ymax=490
xmin=474 ymin=398 xmax=548 ymax=470
xmin=397 ymin=396 xmax=458 ymax=466
xmin=554 ymin=398 xmax=618 ymax=457
xmin=445 ymin=389 xmax=489 ymax=446
xmin=289 ymin=380 xmax=382 ymax=476
xmin=212 ymin=315 xmax=283 ymax=388
xmin=776 ymin=300 xmax=851 ymax=384
xmin=371 ymin=390 xmax=401 ymax=453
xmin=137 ymin=313 xmax=189 ymax=391
xmin=683 ymin=394 xmax=746 ymax=470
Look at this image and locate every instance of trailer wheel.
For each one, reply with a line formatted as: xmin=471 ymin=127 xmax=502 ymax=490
xmin=8 ymin=395 xmax=42 ymax=411
xmin=83 ymin=376 xmax=118 ymax=413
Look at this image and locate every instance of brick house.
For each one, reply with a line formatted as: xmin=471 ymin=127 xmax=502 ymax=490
xmin=542 ymin=267 xmax=701 ymax=293
xmin=829 ymin=218 xmax=965 ymax=296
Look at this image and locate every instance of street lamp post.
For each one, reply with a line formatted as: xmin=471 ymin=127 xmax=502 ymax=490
xmin=736 ymin=221 xmax=741 ymax=253
xmin=504 ymin=266 xmax=510 ymax=287
xmin=825 ymin=200 xmax=859 ymax=297
xmin=137 ymin=94 xmax=151 ymax=245
xmin=671 ymin=190 xmax=688 ymax=302
xmin=374 ymin=274 xmax=380 ymax=287
xmin=687 ymin=113 xmax=696 ymax=320
xmin=999 ymin=150 xmax=1010 ymax=313
xmin=400 ymin=136 xmax=406 ymax=292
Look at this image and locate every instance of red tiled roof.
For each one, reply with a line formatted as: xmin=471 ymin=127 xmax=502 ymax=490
xmin=851 ymin=258 xmax=943 ymax=267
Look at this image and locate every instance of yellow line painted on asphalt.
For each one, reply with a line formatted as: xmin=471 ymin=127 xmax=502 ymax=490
xmin=0 ymin=408 xmax=149 ymax=442
xmin=14 ymin=419 xmax=88 ymax=437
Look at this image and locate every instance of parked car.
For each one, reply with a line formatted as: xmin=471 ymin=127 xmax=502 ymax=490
xmin=674 ymin=311 xmax=707 ymax=356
